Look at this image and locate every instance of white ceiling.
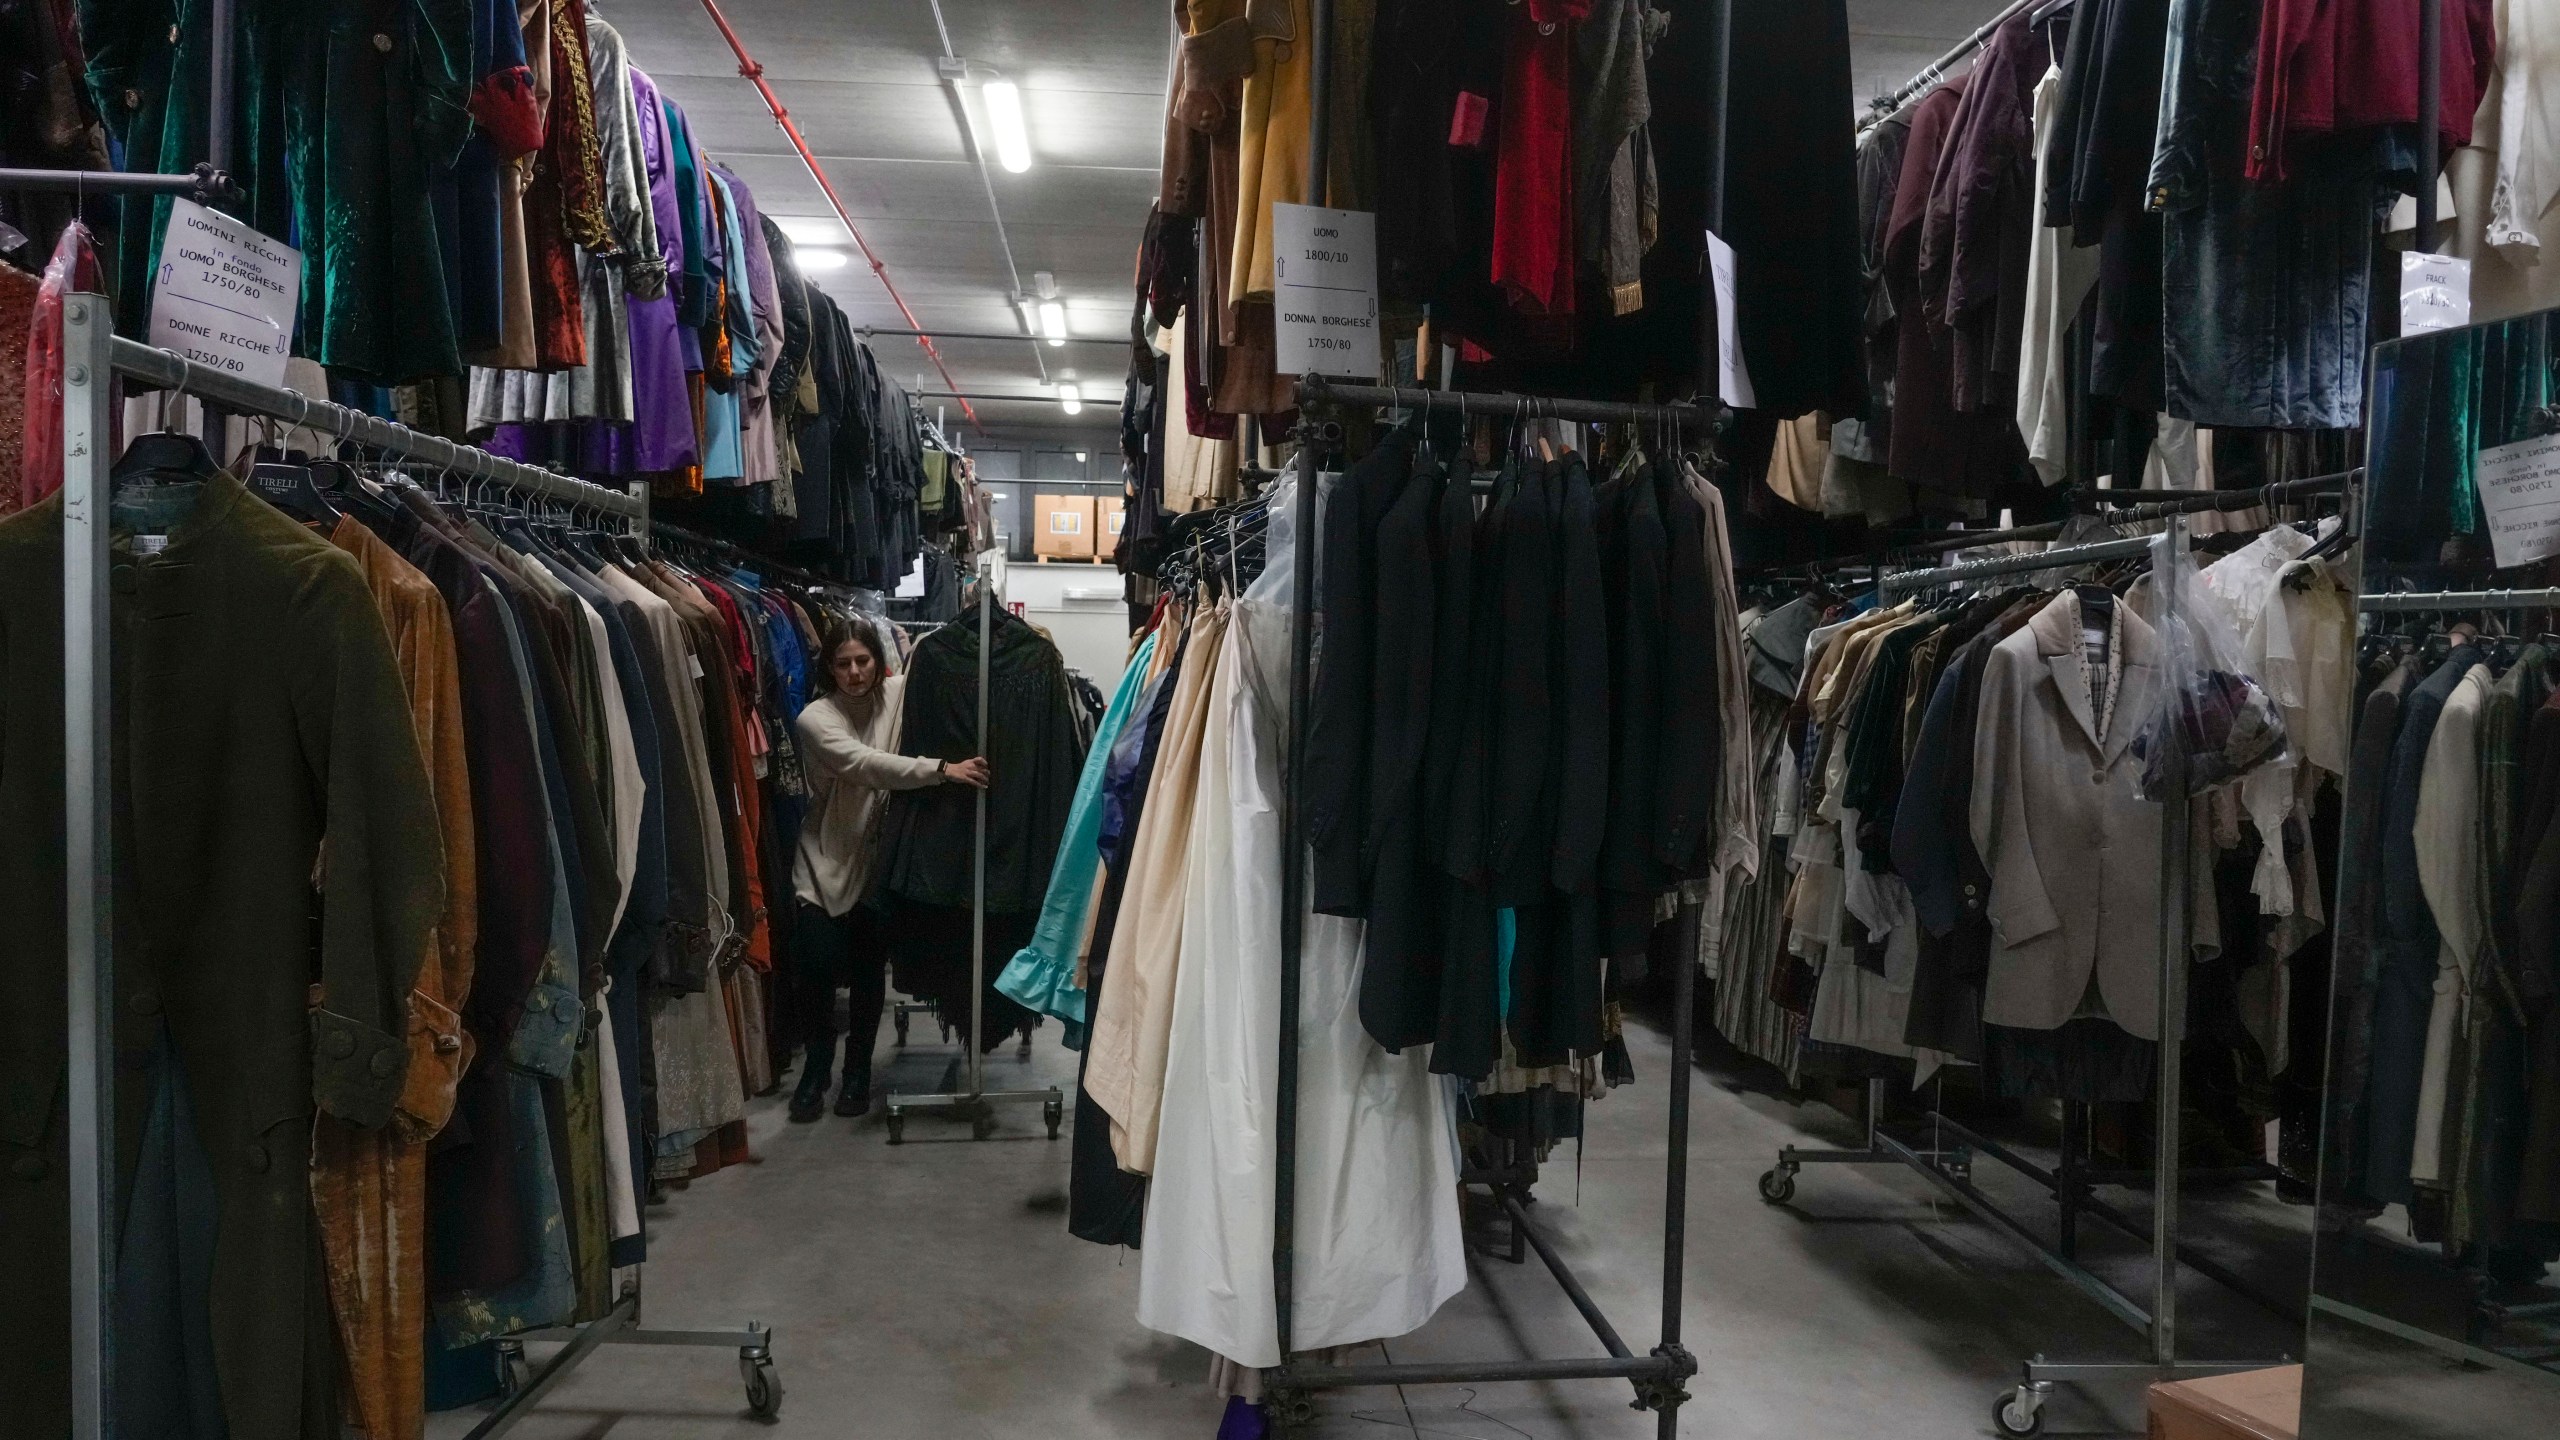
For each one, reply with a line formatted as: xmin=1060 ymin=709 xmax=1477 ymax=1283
xmin=606 ymin=0 xmax=2002 ymax=451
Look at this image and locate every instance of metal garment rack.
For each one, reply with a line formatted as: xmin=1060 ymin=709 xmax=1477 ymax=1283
xmin=1756 ymin=518 xmax=2299 ymax=1436
xmin=2306 ymin=585 xmax=2560 ymax=1380
xmin=883 ymin=553 xmax=1068 ymax=1144
xmin=1258 ymin=3 xmax=1732 ymax=1430
xmin=1263 ymin=386 xmax=1719 ymax=1431
xmin=54 ymin=301 xmax=787 ymax=1440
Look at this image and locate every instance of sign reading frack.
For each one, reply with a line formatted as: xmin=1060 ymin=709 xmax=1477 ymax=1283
xmin=2476 ymin=431 xmax=2560 ymax=569
xmin=1272 ymin=202 xmax=1379 ymax=379
xmin=149 ymin=198 xmax=301 ymax=390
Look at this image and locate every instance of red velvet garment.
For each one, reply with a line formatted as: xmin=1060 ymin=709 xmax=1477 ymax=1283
xmin=1490 ymin=0 xmax=1590 ymax=318
xmin=2245 ymin=0 xmax=2497 ymax=183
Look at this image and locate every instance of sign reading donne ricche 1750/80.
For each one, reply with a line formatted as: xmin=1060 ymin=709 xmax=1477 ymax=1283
xmin=1272 ymin=202 xmax=1379 ymax=380
xmin=147 ymin=198 xmax=302 ymax=391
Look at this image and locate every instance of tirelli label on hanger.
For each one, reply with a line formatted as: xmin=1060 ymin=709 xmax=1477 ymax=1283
xmin=2475 ymin=431 xmax=2560 ymax=568
xmin=1272 ymin=203 xmax=1379 ymax=380
xmin=148 ymin=198 xmax=301 ymax=390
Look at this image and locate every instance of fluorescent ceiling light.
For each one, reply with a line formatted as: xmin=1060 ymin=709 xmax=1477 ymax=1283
xmin=795 ymin=248 xmax=851 ymax=272
xmin=1057 ymin=381 xmax=1083 ymax=416
xmin=1038 ymin=299 xmax=1068 ymax=346
xmin=1075 ymin=451 xmax=1088 ymax=462
xmin=1014 ymin=295 xmax=1040 ymax=335
xmin=777 ymin=215 xmax=849 ymax=246
xmin=982 ymin=78 xmax=1033 ymax=173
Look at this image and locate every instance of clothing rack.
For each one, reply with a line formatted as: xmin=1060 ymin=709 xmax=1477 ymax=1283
xmin=882 ymin=551 xmax=1069 ymax=1144
xmin=1857 ymin=0 xmax=2039 ymax=136
xmin=1265 ymin=386 xmax=1723 ymax=1429
xmin=54 ymin=300 xmax=784 ymax=1440
xmin=2311 ymin=583 xmax=2560 ymax=1382
xmin=1757 ymin=518 xmax=2298 ymax=1436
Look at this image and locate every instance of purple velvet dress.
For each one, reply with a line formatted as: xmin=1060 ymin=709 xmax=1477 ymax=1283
xmin=601 ymin=67 xmax=697 ymax=475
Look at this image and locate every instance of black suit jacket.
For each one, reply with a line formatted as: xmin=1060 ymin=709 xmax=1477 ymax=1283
xmin=1307 ymin=427 xmax=1415 ymax=915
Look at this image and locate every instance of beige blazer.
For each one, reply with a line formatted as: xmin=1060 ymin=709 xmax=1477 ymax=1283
xmin=1969 ymin=592 xmax=2168 ymax=1040
xmin=1084 ymin=602 xmax=1232 ymax=1175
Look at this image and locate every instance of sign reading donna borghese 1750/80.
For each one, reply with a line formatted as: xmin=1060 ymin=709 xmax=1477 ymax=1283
xmin=1272 ymin=202 xmax=1379 ymax=380
xmin=148 ymin=198 xmax=301 ymax=391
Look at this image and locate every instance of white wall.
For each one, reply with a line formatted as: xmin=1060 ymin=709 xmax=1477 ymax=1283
xmin=999 ymin=561 xmax=1131 ymax=690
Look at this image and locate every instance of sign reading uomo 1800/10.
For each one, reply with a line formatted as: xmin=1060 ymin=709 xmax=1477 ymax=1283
xmin=1272 ymin=202 xmax=1379 ymax=380
xmin=148 ymin=198 xmax=301 ymax=390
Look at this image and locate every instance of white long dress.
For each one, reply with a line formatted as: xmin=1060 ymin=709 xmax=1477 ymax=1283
xmin=1137 ymin=592 xmax=1465 ymax=1368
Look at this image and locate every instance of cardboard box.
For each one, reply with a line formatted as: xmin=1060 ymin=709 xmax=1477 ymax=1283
xmin=1096 ymin=496 xmax=1126 ymax=561
xmin=1034 ymin=494 xmax=1096 ymax=559
xmin=2146 ymin=1365 xmax=2299 ymax=1440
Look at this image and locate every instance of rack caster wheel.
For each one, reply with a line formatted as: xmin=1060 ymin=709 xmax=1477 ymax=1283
xmin=1044 ymin=1096 xmax=1065 ymax=1140
xmin=496 ymin=1341 xmax=530 ymax=1398
xmin=1266 ymin=1387 xmax=1318 ymax=1433
xmin=741 ymin=1352 xmax=782 ymax=1420
xmin=1757 ymin=1166 xmax=1797 ymax=1205
xmin=971 ymin=1111 xmax=997 ymax=1141
xmin=1993 ymin=1385 xmax=2047 ymax=1437
xmin=885 ymin=1112 xmax=906 ymax=1145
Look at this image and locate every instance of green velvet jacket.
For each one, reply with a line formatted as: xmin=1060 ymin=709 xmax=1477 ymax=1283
xmin=0 ymin=472 xmax=444 ymax=1437
xmin=78 ymin=0 xmax=475 ymax=382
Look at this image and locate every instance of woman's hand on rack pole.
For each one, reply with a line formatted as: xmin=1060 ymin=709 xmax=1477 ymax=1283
xmin=941 ymin=756 xmax=992 ymax=789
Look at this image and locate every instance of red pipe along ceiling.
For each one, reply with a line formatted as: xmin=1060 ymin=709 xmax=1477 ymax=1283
xmin=693 ymin=0 xmax=986 ymax=434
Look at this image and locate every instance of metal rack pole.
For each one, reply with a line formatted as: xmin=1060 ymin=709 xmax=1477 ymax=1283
xmin=2358 ymin=588 xmax=2560 ymax=613
xmin=0 ymin=165 xmax=234 ymax=199
xmin=63 ymin=294 xmax=117 ymax=1440
xmin=2153 ymin=515 xmax=2192 ymax=1369
xmin=107 ymin=338 xmax=647 ymax=523
xmin=1294 ymin=378 xmax=1710 ymax=429
xmin=971 ymin=559 xmax=991 ymax=1106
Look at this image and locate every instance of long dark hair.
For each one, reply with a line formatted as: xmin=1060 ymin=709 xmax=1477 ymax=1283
xmin=820 ymin=621 xmax=890 ymax=694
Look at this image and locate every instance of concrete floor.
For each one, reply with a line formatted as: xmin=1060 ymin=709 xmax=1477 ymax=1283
xmin=428 ymin=1002 xmax=2313 ymax=1440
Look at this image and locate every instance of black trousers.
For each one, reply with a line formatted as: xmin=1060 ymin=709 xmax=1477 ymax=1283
xmin=793 ymin=900 xmax=889 ymax=1098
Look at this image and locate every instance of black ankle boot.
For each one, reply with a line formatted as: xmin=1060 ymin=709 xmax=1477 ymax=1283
xmin=790 ymin=1034 xmax=836 ymax=1122
xmin=835 ymin=1069 xmax=871 ymax=1117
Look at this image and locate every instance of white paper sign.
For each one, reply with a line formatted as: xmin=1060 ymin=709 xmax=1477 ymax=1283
xmin=1706 ymin=229 xmax=1756 ymax=409
xmin=149 ymin=198 xmax=301 ymax=389
xmin=1272 ymin=202 xmax=1380 ymax=379
xmin=2400 ymin=251 xmax=2473 ymax=335
xmin=2476 ymin=431 xmax=2560 ymax=568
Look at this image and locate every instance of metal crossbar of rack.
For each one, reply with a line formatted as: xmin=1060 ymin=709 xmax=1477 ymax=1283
xmin=2357 ymin=587 xmax=2560 ymax=613
xmin=1759 ymin=520 xmax=2297 ymax=1435
xmin=55 ymin=300 xmax=782 ymax=1440
xmin=881 ymin=554 xmax=1068 ymax=1145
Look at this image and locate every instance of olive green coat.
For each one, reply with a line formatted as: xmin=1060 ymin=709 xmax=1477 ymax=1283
xmin=0 ymin=473 xmax=443 ymax=1437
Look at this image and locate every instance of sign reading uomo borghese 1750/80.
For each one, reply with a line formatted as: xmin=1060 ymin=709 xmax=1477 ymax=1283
xmin=1272 ymin=202 xmax=1379 ymax=379
xmin=148 ymin=198 xmax=301 ymax=390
